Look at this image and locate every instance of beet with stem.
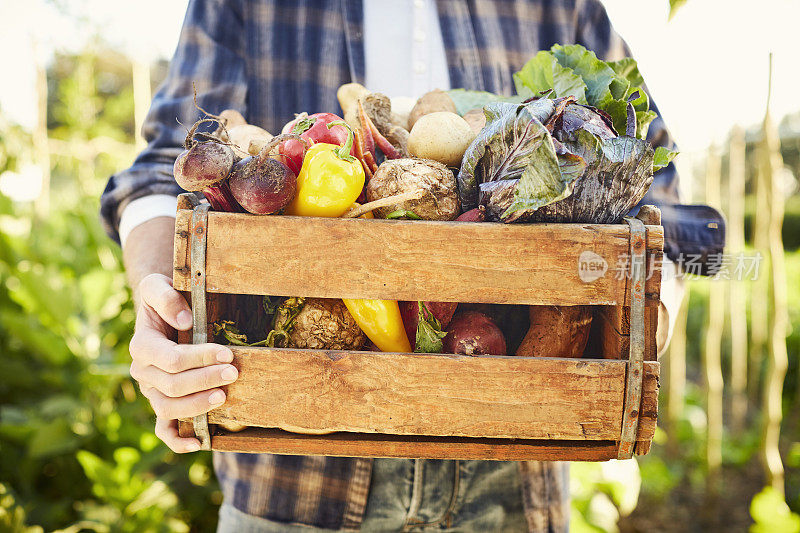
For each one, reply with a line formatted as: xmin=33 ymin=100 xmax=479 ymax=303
xmin=173 ymin=117 xmax=240 ymax=212
xmin=228 ymin=134 xmax=302 ymax=215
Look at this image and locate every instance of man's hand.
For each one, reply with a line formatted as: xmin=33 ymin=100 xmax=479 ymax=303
xmin=129 ymin=274 xmax=237 ymax=452
xmin=123 ymin=216 xmax=237 ymax=453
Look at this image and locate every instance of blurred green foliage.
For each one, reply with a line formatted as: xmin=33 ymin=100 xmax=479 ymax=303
xmin=0 ymin=49 xmax=218 ymax=532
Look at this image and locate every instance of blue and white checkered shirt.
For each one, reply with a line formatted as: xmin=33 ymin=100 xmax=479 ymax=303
xmin=102 ymin=1 xmax=722 ymax=530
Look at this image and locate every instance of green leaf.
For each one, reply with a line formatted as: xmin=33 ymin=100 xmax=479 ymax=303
xmin=608 ymin=58 xmax=644 ymax=88
xmin=669 ymin=0 xmax=688 ymax=20
xmin=385 ymin=210 xmax=422 ymax=220
xmin=512 ymin=51 xmax=587 ymax=103
xmin=551 ymin=44 xmax=617 ymax=108
xmin=447 ymin=89 xmax=523 ymax=116
xmin=414 ymin=302 xmax=447 ymax=353
xmin=653 ymin=146 xmax=678 ymax=172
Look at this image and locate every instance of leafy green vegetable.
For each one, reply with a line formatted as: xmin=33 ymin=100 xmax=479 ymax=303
xmin=458 ymin=95 xmax=658 ymax=223
xmin=447 ymin=89 xmax=523 ymax=116
xmin=513 ymin=44 xmax=657 ymax=139
xmin=414 ymin=302 xmax=448 ymax=353
xmin=458 ymin=98 xmax=587 ymax=220
xmin=653 ymin=146 xmax=679 ymax=172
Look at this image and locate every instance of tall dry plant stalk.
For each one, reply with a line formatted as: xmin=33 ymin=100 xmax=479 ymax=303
xmin=728 ymin=125 xmax=748 ymax=433
xmin=759 ymin=54 xmax=789 ymax=497
xmin=704 ymin=143 xmax=724 ymax=498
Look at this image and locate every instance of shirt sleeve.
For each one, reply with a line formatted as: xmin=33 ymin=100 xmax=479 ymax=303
xmin=575 ymin=0 xmax=725 ymax=270
xmin=100 ymin=0 xmax=248 ymax=243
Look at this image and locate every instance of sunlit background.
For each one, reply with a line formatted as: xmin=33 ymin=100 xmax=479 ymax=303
xmin=0 ymin=1 xmax=798 ymax=532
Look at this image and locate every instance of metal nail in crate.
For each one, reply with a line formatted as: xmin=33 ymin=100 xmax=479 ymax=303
xmin=173 ymin=193 xmax=662 ymax=461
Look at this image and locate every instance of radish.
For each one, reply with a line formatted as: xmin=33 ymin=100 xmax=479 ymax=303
xmin=228 ymin=134 xmax=302 ymax=215
xmin=443 ymin=311 xmax=507 ymax=356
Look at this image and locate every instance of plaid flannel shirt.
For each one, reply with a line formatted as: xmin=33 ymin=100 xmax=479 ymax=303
xmin=102 ymin=1 xmax=722 ymax=531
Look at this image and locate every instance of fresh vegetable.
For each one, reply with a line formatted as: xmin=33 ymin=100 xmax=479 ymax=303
xmin=513 ymin=44 xmax=661 ymax=141
xmin=461 ymin=109 xmax=487 ymax=135
xmin=342 ymin=299 xmax=411 ymax=353
xmin=455 ymin=206 xmax=486 ymax=222
xmin=407 ymin=112 xmax=476 ymax=167
xmin=365 ymin=158 xmax=460 ymax=220
xmin=288 ymin=298 xmax=367 ymax=350
xmin=227 ymin=124 xmax=273 ymax=157
xmin=280 ymin=112 xmax=357 ymax=174
xmin=443 ymin=311 xmax=507 ymax=356
xmin=515 ymin=305 xmax=593 ymax=358
xmin=336 ymin=82 xmax=370 ymax=118
xmin=228 ymin=134 xmax=300 ymax=215
xmin=284 ymin=122 xmax=366 ymax=217
xmin=211 ymin=109 xmax=247 ymax=140
xmin=458 ymin=95 xmax=658 ymax=223
xmin=173 ymin=119 xmax=240 ymax=212
xmin=399 ymin=301 xmax=458 ymax=353
xmin=408 ymin=89 xmax=457 ymax=130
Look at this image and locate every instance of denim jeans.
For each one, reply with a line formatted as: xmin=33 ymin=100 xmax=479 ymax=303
xmin=217 ymin=459 xmax=530 ymax=532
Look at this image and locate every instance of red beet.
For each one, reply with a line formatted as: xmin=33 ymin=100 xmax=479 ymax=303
xmin=400 ymin=301 xmax=458 ymax=349
xmin=173 ymin=117 xmax=241 ymax=212
xmin=455 ymin=205 xmax=486 ymax=222
xmin=443 ymin=311 xmax=507 ymax=356
xmin=228 ymin=134 xmax=300 ymax=215
xmin=173 ymin=141 xmax=241 ymax=212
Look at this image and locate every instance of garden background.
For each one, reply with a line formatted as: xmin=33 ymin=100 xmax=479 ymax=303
xmin=1 ymin=1 xmax=799 ymax=531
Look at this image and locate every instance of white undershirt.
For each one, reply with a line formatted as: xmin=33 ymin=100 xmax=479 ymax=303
xmin=120 ymin=1 xmax=680 ymax=351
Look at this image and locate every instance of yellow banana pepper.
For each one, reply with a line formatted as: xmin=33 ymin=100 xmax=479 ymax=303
xmin=284 ymin=122 xmax=408 ymax=351
xmin=343 ymin=298 xmax=412 ymax=353
xmin=284 ymin=121 xmax=365 ymax=217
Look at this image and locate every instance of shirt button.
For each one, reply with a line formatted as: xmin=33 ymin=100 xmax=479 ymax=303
xmin=414 ymin=62 xmax=426 ymax=74
xmin=414 ymin=0 xmax=424 ymax=7
xmin=414 ymin=30 xmax=426 ymax=42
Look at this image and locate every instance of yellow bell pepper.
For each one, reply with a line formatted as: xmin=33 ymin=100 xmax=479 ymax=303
xmin=342 ymin=298 xmax=412 ymax=353
xmin=284 ymin=121 xmax=365 ymax=217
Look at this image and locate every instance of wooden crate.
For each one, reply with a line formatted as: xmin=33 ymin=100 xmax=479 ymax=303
xmin=173 ymin=194 xmax=662 ymax=461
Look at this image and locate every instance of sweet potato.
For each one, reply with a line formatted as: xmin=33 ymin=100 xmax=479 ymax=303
xmin=515 ymin=305 xmax=593 ymax=357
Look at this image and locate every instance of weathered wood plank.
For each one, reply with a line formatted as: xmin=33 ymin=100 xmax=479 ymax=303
xmin=173 ymin=212 xmax=662 ymax=307
xmin=209 ymin=428 xmax=625 ymax=461
xmin=206 ymin=347 xmax=658 ymax=441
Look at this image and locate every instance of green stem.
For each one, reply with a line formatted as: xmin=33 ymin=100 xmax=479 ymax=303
xmin=327 ymin=120 xmax=356 ymax=162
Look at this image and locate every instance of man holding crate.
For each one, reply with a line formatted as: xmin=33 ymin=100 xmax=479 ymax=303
xmin=103 ymin=1 xmax=722 ymax=531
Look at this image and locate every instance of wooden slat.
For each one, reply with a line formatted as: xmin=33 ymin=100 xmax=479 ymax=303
xmin=206 ymin=347 xmax=658 ymax=441
xmin=173 ymin=211 xmax=662 ymax=307
xmin=209 ymin=427 xmax=624 ymax=461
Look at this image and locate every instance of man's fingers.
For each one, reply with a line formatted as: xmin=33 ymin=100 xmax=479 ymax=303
xmin=130 ymin=330 xmax=233 ymax=372
xmin=138 ymin=273 xmax=193 ymax=331
xmin=142 ymin=386 xmax=227 ymax=420
xmin=155 ymin=418 xmax=202 ymax=453
xmin=134 ymin=362 xmax=238 ymax=398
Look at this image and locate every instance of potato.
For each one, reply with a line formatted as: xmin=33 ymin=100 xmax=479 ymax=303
xmin=462 ymin=108 xmax=487 ymax=135
xmin=408 ymin=89 xmax=457 ymax=130
xmin=407 ymin=112 xmax=476 ymax=167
